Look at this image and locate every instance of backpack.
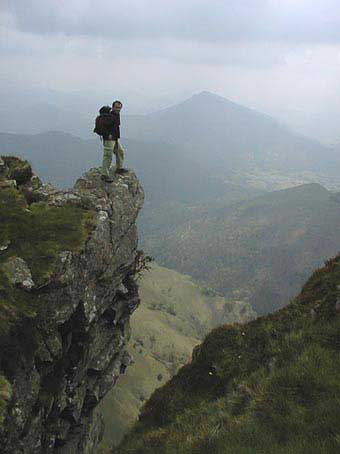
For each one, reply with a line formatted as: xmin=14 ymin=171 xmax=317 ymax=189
xmin=93 ymin=106 xmax=112 ymax=137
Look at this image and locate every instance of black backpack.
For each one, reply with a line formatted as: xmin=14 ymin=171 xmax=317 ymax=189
xmin=93 ymin=106 xmax=112 ymax=137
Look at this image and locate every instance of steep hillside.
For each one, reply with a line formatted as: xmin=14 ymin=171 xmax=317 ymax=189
xmin=125 ymin=91 xmax=339 ymax=175
xmin=97 ymin=264 xmax=256 ymax=449
xmin=144 ymin=183 xmax=340 ymax=314
xmin=118 ymin=254 xmax=340 ymax=454
xmin=0 ymin=157 xmax=144 ymax=453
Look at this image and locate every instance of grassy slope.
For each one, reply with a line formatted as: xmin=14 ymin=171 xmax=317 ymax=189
xmin=117 ymin=254 xmax=340 ymax=454
xmin=144 ymin=183 xmax=340 ymax=314
xmin=97 ymin=264 xmax=255 ymax=450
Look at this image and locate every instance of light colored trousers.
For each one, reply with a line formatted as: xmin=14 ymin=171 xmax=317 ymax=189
xmin=102 ymin=139 xmax=124 ymax=176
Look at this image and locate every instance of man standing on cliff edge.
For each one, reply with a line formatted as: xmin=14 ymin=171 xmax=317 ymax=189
xmin=94 ymin=100 xmax=127 ymax=182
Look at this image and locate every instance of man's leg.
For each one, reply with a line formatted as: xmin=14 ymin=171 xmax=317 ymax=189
xmin=114 ymin=140 xmax=125 ymax=170
xmin=102 ymin=139 xmax=114 ymax=177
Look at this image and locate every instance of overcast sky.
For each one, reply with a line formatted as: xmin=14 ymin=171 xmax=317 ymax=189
xmin=1 ymin=0 xmax=340 ymax=131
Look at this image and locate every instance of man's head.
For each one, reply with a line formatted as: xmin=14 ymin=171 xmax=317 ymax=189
xmin=112 ymin=100 xmax=123 ymax=113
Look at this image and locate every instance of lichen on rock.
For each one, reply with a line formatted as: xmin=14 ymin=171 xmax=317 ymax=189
xmin=0 ymin=157 xmax=144 ymax=453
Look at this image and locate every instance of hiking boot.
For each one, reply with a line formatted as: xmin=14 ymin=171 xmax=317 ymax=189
xmin=115 ymin=168 xmax=129 ymax=175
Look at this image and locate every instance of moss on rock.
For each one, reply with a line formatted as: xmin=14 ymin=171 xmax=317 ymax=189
xmin=0 ymin=181 xmax=94 ymax=336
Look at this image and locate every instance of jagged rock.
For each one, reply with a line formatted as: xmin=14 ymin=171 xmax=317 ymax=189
xmin=120 ymin=351 xmax=132 ymax=374
xmin=0 ymin=159 xmax=144 ymax=453
xmin=2 ymin=256 xmax=35 ymax=290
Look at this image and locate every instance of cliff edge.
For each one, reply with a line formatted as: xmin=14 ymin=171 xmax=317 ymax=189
xmin=0 ymin=156 xmax=144 ymax=453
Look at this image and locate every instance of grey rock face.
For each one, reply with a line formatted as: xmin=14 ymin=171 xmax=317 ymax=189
xmin=2 ymin=256 xmax=35 ymax=290
xmin=0 ymin=167 xmax=144 ymax=453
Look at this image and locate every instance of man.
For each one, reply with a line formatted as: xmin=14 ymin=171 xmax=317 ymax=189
xmin=94 ymin=100 xmax=127 ymax=182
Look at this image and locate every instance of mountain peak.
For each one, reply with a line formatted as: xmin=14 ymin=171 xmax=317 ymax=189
xmin=150 ymin=90 xmax=272 ymax=121
xmin=192 ymin=90 xmax=221 ymax=99
xmin=184 ymin=90 xmax=235 ymax=106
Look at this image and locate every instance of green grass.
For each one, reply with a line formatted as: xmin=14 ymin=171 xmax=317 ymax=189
xmin=117 ymin=255 xmax=340 ymax=453
xmin=96 ymin=264 xmax=255 ymax=450
xmin=0 ymin=186 xmax=93 ymax=336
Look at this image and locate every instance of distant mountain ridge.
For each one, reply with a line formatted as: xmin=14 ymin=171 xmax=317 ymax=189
xmin=1 ymin=91 xmax=337 ymax=178
xmin=125 ymin=91 xmax=339 ymax=176
xmin=144 ymin=182 xmax=340 ymax=314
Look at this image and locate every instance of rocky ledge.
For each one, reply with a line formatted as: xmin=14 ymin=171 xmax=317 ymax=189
xmin=0 ymin=156 xmax=144 ymax=453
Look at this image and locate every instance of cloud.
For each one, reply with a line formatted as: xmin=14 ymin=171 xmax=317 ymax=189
xmin=0 ymin=16 xmax=289 ymax=69
xmin=3 ymin=0 xmax=340 ymax=44
xmin=2 ymin=0 xmax=340 ymax=71
xmin=1 ymin=0 xmax=340 ymax=135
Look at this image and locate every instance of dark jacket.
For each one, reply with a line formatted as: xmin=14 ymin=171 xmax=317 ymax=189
xmin=110 ymin=112 xmax=120 ymax=140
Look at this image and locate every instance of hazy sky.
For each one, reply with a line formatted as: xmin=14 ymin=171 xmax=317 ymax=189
xmin=1 ymin=0 xmax=340 ymax=123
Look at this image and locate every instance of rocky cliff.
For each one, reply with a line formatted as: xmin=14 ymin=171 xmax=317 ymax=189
xmin=0 ymin=156 xmax=144 ymax=453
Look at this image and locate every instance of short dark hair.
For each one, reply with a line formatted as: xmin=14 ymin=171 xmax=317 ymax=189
xmin=112 ymin=100 xmax=123 ymax=108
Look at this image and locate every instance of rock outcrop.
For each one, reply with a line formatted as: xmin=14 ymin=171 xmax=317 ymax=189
xmin=0 ymin=157 xmax=144 ymax=453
